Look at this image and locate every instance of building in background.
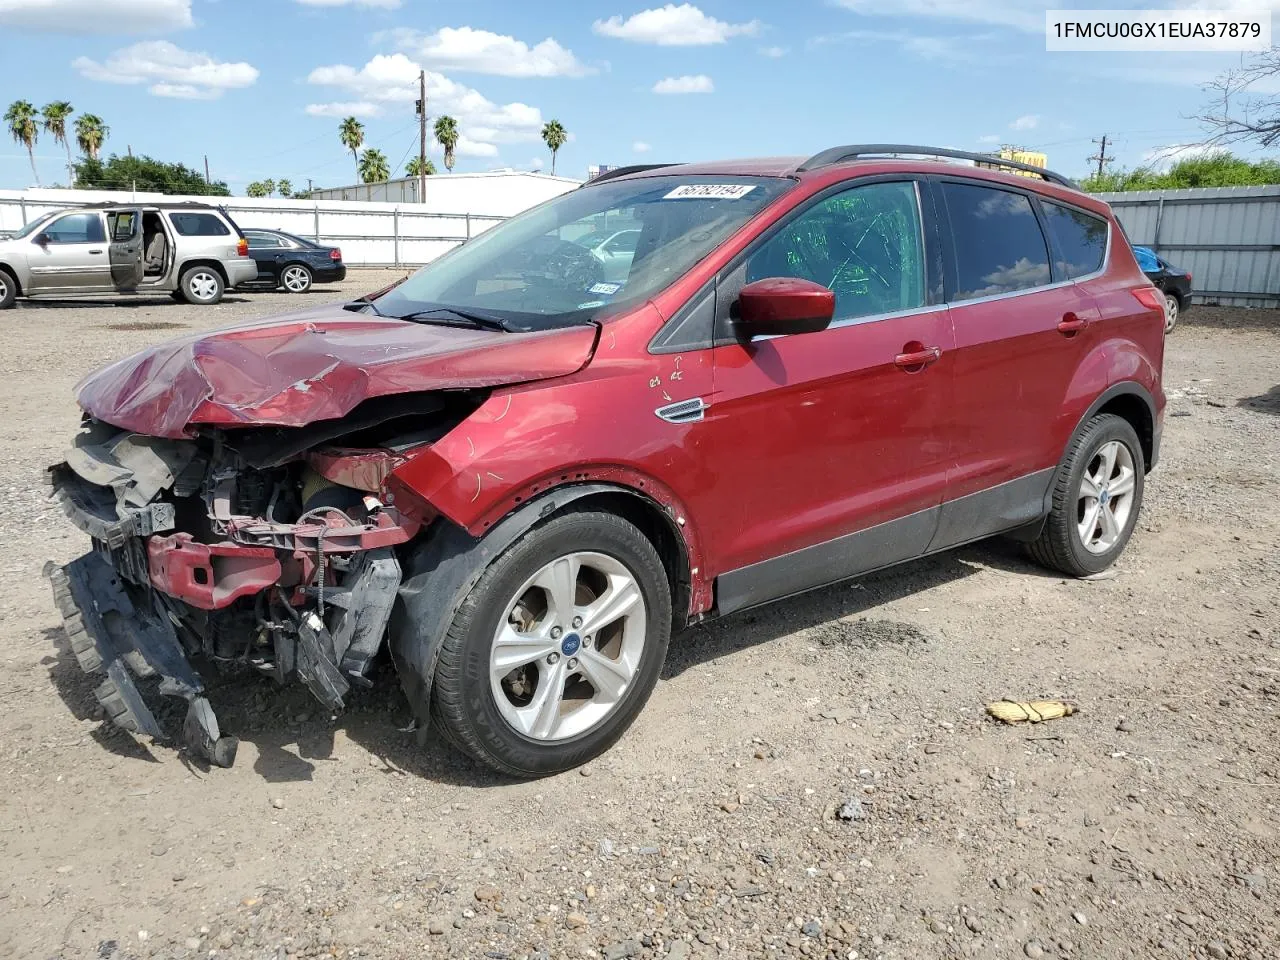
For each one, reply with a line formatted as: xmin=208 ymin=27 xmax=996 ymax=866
xmin=978 ymin=146 xmax=1049 ymax=178
xmin=587 ymin=165 xmax=620 ymax=180
xmin=309 ymin=170 xmax=581 ymax=215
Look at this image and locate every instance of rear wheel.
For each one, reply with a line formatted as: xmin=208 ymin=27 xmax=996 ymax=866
xmin=429 ymin=510 xmax=671 ymax=778
xmin=0 ymin=268 xmax=16 ymax=309
xmin=1029 ymin=414 xmax=1145 ymax=577
xmin=179 ymin=265 xmax=224 ymax=305
xmin=280 ymin=264 xmax=313 ymax=294
xmin=1163 ymin=292 xmax=1180 ymax=333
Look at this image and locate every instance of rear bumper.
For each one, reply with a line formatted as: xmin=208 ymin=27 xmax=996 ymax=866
xmin=224 ymin=258 xmax=259 ymax=287
xmin=316 ymin=263 xmax=346 ymax=283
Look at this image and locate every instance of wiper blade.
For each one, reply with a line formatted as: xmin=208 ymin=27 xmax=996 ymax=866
xmin=342 ymin=295 xmax=383 ymax=316
xmin=396 ymin=308 xmax=511 ymax=332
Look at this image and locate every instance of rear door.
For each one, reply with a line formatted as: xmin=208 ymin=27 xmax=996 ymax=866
xmin=700 ymin=178 xmax=955 ymax=612
xmin=106 ymin=209 xmax=144 ymax=291
xmin=245 ymin=230 xmax=284 ymax=281
xmin=24 ymin=211 xmax=111 ymax=293
xmin=932 ymin=179 xmax=1105 ymax=548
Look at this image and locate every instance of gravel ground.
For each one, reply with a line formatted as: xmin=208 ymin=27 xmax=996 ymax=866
xmin=0 ymin=278 xmax=1277 ymax=960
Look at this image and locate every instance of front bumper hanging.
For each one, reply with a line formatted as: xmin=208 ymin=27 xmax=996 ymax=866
xmin=45 ymin=552 xmax=239 ymax=768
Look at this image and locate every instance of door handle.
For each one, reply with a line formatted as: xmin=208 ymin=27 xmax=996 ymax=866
xmin=88 ymin=249 xmax=103 ymax=255
xmin=894 ymin=346 xmax=941 ymax=369
xmin=1058 ymin=312 xmax=1088 ymax=335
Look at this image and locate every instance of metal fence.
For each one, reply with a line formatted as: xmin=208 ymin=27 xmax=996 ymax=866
xmin=0 ymin=195 xmax=507 ymax=267
xmin=1097 ymin=184 xmax=1280 ymax=308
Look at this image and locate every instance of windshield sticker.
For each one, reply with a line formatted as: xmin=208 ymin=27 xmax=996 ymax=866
xmin=664 ymin=184 xmax=757 ymax=200
xmin=577 ymin=300 xmax=607 ymax=309
xmin=588 ymin=281 xmax=622 ymax=296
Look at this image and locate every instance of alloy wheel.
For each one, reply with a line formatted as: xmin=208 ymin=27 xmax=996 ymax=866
xmin=189 ymin=272 xmax=219 ymax=302
xmin=282 ymin=266 xmax=311 ymax=293
xmin=1164 ymin=294 xmax=1179 ymax=332
xmin=1076 ymin=439 xmax=1137 ymax=554
xmin=489 ymin=551 xmax=647 ymax=742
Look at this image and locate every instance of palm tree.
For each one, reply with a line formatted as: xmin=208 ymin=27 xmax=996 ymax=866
xmin=358 ymin=148 xmax=390 ymax=184
xmin=405 ymin=156 xmax=436 ymax=177
xmin=339 ymin=117 xmax=364 ymax=182
xmin=541 ymin=119 xmax=567 ymax=176
xmin=75 ymin=113 xmax=109 ymax=160
xmin=433 ymin=115 xmax=459 ymax=172
xmin=278 ymin=179 xmax=293 ymax=198
xmin=41 ymin=101 xmax=74 ymax=185
xmin=5 ymin=100 xmax=40 ymax=185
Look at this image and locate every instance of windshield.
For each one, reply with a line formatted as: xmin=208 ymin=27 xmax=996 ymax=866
xmin=11 ymin=212 xmax=57 ymax=240
xmin=373 ymin=175 xmax=793 ymax=332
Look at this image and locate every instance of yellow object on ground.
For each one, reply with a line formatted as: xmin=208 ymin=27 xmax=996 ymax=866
xmin=986 ymin=700 xmax=1077 ymax=724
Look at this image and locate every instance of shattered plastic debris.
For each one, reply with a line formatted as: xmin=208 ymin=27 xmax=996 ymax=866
xmin=986 ymin=700 xmax=1078 ymax=724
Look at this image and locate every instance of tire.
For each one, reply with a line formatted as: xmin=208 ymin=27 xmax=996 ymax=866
xmin=170 ymin=291 xmax=185 ymax=302
xmin=0 ymin=268 xmax=16 ymax=309
xmin=429 ymin=510 xmax=672 ymax=778
xmin=280 ymin=264 xmax=313 ymax=294
xmin=1163 ymin=292 xmax=1179 ymax=333
xmin=178 ymin=265 xmax=224 ymax=305
xmin=1028 ymin=413 xmax=1145 ymax=577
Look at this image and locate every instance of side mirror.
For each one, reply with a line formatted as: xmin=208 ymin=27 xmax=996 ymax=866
xmin=34 ymin=233 xmax=50 ymax=247
xmin=735 ymin=277 xmax=835 ymax=339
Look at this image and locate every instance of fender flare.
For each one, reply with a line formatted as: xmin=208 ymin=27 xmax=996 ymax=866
xmin=389 ymin=482 xmax=667 ymax=730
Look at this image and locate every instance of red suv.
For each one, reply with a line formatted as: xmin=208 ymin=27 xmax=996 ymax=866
xmin=48 ymin=145 xmax=1166 ymax=777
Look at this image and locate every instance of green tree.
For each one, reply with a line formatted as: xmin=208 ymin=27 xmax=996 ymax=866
xmin=339 ymin=116 xmax=364 ymax=182
xmin=359 ymin=147 xmax=390 ymax=184
xmin=75 ymin=113 xmax=109 ymax=160
xmin=41 ymin=101 xmax=74 ymax=185
xmin=5 ymin=100 xmax=40 ymax=185
xmin=75 ymin=154 xmax=230 ymax=195
xmin=405 ymin=156 xmax=436 ymax=177
xmin=1080 ymin=151 xmax=1280 ymax=192
xmin=246 ymin=181 xmax=269 ymax=198
xmin=541 ymin=119 xmax=567 ymax=176
xmin=433 ymin=115 xmax=459 ymax=172
xmin=277 ymin=178 xmax=293 ymax=198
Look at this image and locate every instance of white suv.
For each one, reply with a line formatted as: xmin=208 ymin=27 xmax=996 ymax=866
xmin=0 ymin=202 xmax=257 ymax=308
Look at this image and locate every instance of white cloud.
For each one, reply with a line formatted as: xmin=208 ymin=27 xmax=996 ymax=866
xmin=759 ymin=45 xmax=789 ymax=57
xmin=379 ymin=26 xmax=592 ymax=77
xmin=977 ymin=134 xmax=1001 ymax=144
xmin=833 ymin=0 xmax=1041 ymax=32
xmin=307 ymin=53 xmax=545 ymax=156
xmin=594 ymin=3 xmax=759 ymax=45
xmin=652 ymin=74 xmax=714 ymax=94
xmin=296 ymin=0 xmax=400 ymax=8
xmin=73 ymin=41 xmax=259 ymax=99
xmin=1010 ymin=114 xmax=1040 ymax=130
xmin=814 ymin=29 xmax=974 ymax=61
xmin=633 ymin=140 xmax=652 ymax=152
xmin=305 ymin=101 xmax=382 ymax=117
xmin=0 ymin=0 xmax=191 ymax=33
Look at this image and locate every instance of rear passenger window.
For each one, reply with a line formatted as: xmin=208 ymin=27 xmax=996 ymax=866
xmin=169 ymin=213 xmax=230 ymax=237
xmin=1041 ymin=202 xmax=1108 ymax=279
xmin=747 ymin=180 xmax=925 ymax=322
xmin=942 ymin=183 xmax=1050 ymax=301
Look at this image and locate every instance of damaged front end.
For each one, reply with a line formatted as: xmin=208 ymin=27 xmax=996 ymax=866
xmin=45 ymin=392 xmax=480 ymax=766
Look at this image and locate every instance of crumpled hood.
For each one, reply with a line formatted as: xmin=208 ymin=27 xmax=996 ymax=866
xmin=76 ymin=304 xmax=599 ymax=438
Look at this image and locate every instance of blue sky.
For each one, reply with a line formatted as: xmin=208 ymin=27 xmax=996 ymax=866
xmin=0 ymin=0 xmax=1276 ymax=193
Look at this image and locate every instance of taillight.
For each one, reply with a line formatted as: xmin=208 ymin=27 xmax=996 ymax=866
xmin=237 ymin=238 xmax=249 ymax=257
xmin=330 ymin=248 xmax=342 ymax=261
xmin=1185 ymin=272 xmax=1192 ymax=283
xmin=1132 ymin=286 xmax=1164 ymax=311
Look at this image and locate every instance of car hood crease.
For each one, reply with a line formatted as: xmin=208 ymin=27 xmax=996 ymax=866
xmin=76 ymin=305 xmax=599 ymax=437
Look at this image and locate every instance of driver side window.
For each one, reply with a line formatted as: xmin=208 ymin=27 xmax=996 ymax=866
xmin=43 ymin=212 xmax=106 ymax=245
xmin=746 ymin=181 xmax=925 ymax=323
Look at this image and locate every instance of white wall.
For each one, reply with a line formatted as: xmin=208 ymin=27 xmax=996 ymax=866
xmin=0 ymin=171 xmax=581 ymax=266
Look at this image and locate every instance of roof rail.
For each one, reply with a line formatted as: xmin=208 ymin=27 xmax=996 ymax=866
xmin=585 ymin=163 xmax=683 ymax=185
xmin=796 ymin=144 xmax=1078 ymax=190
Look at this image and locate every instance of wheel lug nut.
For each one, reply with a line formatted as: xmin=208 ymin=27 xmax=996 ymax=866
xmin=571 ymin=616 xmax=583 ymax=628
xmin=567 ymin=658 xmax=578 ymax=670
xmin=547 ymin=653 xmax=560 ymax=665
xmin=583 ymin=635 xmax=592 ymax=647
xmin=550 ymin=626 xmax=563 ymax=639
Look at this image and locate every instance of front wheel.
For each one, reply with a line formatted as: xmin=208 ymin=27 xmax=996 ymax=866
xmin=429 ymin=511 xmax=672 ymax=778
xmin=179 ymin=265 xmax=224 ymax=305
xmin=0 ymin=268 xmax=16 ymax=309
xmin=280 ymin=264 xmax=313 ymax=294
xmin=1028 ymin=413 xmax=1145 ymax=577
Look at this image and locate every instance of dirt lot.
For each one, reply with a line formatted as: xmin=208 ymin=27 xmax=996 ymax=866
xmin=0 ymin=273 xmax=1277 ymax=960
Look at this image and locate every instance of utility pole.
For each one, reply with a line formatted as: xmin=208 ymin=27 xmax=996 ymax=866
xmin=204 ymin=154 xmax=210 ymax=185
xmin=1088 ymin=135 xmax=1114 ymax=179
xmin=417 ymin=70 xmax=428 ymax=205
xmin=127 ymin=144 xmax=133 ymax=159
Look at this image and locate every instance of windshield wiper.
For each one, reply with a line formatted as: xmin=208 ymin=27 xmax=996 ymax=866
xmin=396 ymin=307 xmax=512 ymax=332
xmin=342 ymin=295 xmax=384 ymax=316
